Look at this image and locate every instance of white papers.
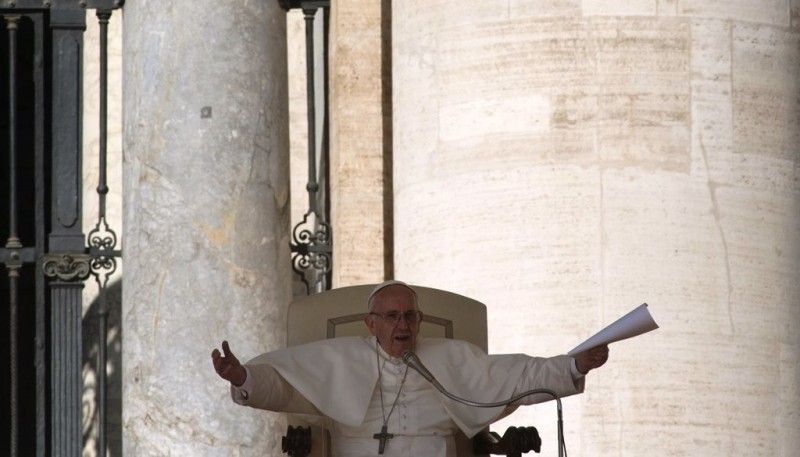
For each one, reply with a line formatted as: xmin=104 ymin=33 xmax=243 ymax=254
xmin=567 ymin=303 xmax=659 ymax=356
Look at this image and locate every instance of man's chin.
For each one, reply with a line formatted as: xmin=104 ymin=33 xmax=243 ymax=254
xmin=390 ymin=341 xmax=414 ymax=358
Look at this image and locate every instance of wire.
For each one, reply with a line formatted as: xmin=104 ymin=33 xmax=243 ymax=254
xmin=403 ymin=350 xmax=568 ymax=456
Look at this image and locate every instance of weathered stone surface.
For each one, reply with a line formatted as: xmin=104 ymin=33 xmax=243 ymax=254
xmin=328 ymin=0 xmax=390 ymax=285
xmin=680 ymin=0 xmax=790 ymax=26
xmin=122 ymin=1 xmax=292 ymax=454
xmin=392 ymin=1 xmax=799 ymax=455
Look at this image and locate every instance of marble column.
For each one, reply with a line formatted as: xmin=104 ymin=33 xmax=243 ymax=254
xmin=328 ymin=0 xmax=392 ymax=285
xmin=122 ymin=1 xmax=292 ymax=454
xmin=392 ymin=1 xmax=799 ymax=456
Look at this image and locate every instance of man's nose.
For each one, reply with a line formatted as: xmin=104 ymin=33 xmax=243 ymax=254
xmin=395 ymin=316 xmax=410 ymax=329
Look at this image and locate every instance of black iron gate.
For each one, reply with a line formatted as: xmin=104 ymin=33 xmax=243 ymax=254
xmin=1 ymin=2 xmax=123 ymax=456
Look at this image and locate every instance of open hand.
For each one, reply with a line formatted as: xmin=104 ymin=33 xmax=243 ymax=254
xmin=211 ymin=340 xmax=247 ymax=386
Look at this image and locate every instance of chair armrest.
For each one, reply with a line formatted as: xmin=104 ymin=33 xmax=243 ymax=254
xmin=472 ymin=426 xmax=542 ymax=456
xmin=282 ymin=425 xmax=312 ymax=457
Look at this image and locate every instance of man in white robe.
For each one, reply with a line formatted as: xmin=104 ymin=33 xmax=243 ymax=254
xmin=212 ymin=281 xmax=610 ymax=456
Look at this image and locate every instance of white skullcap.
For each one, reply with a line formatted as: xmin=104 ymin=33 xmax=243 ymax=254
xmin=367 ymin=280 xmax=417 ymax=310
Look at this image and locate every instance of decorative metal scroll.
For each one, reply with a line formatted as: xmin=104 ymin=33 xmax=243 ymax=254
xmin=87 ymin=216 xmax=119 ymax=288
xmin=291 ymin=211 xmax=332 ymax=292
xmin=42 ymin=254 xmax=92 ymax=281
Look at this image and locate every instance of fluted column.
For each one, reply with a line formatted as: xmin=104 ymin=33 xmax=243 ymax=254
xmin=392 ymin=1 xmax=799 ymax=455
xmin=47 ymin=8 xmax=88 ymax=456
xmin=122 ymin=1 xmax=292 ymax=454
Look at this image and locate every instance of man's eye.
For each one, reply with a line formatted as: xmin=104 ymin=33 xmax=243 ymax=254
xmin=385 ymin=313 xmax=400 ymax=320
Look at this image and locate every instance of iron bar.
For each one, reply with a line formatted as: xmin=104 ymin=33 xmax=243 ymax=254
xmin=97 ymin=11 xmax=109 ymax=215
xmin=1 ymin=0 xmax=124 ymax=8
xmin=4 ymin=15 xmax=22 ymax=457
xmin=31 ymin=13 xmax=47 ymax=456
xmin=7 ymin=262 xmax=19 ymax=457
xmin=290 ymin=5 xmax=332 ymax=294
xmin=303 ymin=7 xmax=318 ymax=213
xmin=94 ymin=10 xmax=112 ymax=457
xmin=5 ymin=15 xmax=19 ymax=247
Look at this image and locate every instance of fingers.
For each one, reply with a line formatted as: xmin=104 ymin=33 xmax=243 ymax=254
xmin=575 ymin=345 xmax=610 ymax=374
xmin=588 ymin=345 xmax=609 ymax=367
xmin=212 ymin=341 xmax=243 ymax=382
xmin=589 ymin=345 xmax=609 ymax=358
xmin=211 ymin=342 xmax=247 ymax=386
xmin=212 ymin=343 xmax=229 ymax=376
xmin=211 ymin=348 xmax=225 ymax=375
xmin=589 ymin=344 xmax=609 ymax=354
xmin=222 ymin=341 xmax=240 ymax=366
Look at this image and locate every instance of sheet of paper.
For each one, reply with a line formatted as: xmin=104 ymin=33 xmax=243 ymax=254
xmin=567 ymin=303 xmax=659 ymax=356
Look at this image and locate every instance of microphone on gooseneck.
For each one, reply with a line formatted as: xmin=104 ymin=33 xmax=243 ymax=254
xmin=401 ymin=350 xmax=441 ymax=388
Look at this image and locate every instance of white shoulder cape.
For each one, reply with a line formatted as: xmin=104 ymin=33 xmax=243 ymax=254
xmin=246 ymin=336 xmax=533 ymax=437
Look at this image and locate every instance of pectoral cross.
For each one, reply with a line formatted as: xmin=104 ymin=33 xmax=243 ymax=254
xmin=373 ymin=424 xmax=394 ymax=454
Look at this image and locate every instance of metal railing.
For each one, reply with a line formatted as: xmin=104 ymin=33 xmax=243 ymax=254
xmin=284 ymin=1 xmax=333 ymax=295
xmin=2 ymin=2 xmax=123 ymax=456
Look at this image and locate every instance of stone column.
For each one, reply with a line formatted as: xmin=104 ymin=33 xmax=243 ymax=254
xmin=122 ymin=1 xmax=292 ymax=454
xmin=328 ymin=0 xmax=392 ymax=285
xmin=392 ymin=1 xmax=799 ymax=456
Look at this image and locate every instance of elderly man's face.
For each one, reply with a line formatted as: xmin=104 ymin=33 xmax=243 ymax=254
xmin=364 ymin=284 xmax=422 ymax=358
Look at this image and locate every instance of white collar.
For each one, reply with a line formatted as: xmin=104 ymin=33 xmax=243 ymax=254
xmin=372 ymin=336 xmax=404 ymax=365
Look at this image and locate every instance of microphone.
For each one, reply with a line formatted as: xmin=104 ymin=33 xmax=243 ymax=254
xmin=401 ymin=349 xmax=566 ymax=457
xmin=401 ymin=350 xmax=439 ymax=385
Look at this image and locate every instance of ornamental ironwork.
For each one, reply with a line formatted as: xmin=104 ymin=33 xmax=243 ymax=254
xmin=42 ymin=254 xmax=92 ymax=282
xmin=288 ymin=2 xmax=332 ymax=294
xmin=2 ymin=4 xmax=123 ymax=456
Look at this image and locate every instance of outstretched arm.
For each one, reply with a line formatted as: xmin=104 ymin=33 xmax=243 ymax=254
xmin=212 ymin=341 xmax=320 ymax=415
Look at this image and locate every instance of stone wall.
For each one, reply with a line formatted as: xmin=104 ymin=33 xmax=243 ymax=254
xmin=392 ymin=1 xmax=799 ymax=455
xmin=328 ymin=0 xmax=392 ymax=286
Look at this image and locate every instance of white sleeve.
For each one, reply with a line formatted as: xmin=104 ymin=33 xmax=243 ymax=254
xmin=510 ymin=354 xmax=585 ymax=406
xmin=230 ymin=366 xmax=256 ymax=404
xmin=570 ymin=358 xmax=585 ymax=380
xmin=229 ymin=363 xmax=321 ymax=415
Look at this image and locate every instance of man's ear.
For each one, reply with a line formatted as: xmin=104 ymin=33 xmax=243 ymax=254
xmin=364 ymin=313 xmax=377 ymax=335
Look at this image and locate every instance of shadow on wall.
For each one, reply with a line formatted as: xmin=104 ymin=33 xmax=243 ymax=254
xmin=81 ymin=279 xmax=122 ymax=457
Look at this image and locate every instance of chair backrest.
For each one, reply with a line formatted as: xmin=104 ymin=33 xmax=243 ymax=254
xmin=287 ymin=284 xmax=488 ymax=349
xmin=285 ymin=284 xmax=490 ymax=457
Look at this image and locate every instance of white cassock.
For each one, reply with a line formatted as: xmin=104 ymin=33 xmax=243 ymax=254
xmin=231 ymin=336 xmax=584 ymax=457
